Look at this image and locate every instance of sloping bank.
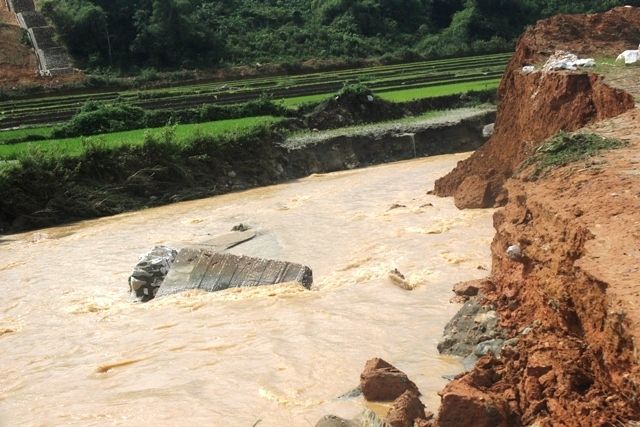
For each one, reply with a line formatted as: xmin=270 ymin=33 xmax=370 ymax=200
xmin=0 ymin=108 xmax=494 ymax=233
xmin=431 ymin=7 xmax=640 ymax=427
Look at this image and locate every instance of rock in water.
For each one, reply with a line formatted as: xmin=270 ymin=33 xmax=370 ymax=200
xmin=360 ymin=358 xmax=420 ymax=402
xmin=129 ymin=246 xmax=178 ymax=302
xmin=155 ymin=249 xmax=313 ymax=298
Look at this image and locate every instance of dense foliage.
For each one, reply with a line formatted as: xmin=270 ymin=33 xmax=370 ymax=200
xmin=40 ymin=0 xmax=640 ymax=71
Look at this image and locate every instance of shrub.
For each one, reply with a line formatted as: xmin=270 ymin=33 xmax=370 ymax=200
xmin=52 ymin=101 xmax=146 ymax=137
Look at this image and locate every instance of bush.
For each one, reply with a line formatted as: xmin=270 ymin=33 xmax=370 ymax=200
xmin=52 ymin=101 xmax=146 ymax=137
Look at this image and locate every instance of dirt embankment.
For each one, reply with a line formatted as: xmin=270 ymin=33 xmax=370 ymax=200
xmin=433 ymin=7 xmax=640 ymax=427
xmin=433 ymin=6 xmax=639 ymax=209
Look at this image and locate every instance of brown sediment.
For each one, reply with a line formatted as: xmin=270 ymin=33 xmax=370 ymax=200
xmin=433 ymin=7 xmax=640 ymax=427
xmin=433 ymin=6 xmax=639 ymax=209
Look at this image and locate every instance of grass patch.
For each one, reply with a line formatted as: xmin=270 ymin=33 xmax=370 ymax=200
xmin=378 ymin=79 xmax=501 ymax=102
xmin=0 ymin=116 xmax=279 ymax=160
xmin=0 ymin=126 xmax=54 ymax=144
xmin=524 ymin=131 xmax=627 ymax=177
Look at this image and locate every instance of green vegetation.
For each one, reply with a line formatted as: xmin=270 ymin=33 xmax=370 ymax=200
xmin=0 ymin=116 xmax=278 ymax=160
xmin=0 ymin=52 xmax=508 ymax=129
xmin=525 ymin=131 xmax=627 ymax=177
xmin=40 ymin=0 xmax=636 ymax=72
xmin=0 ymin=126 xmax=53 ymax=145
xmin=379 ymin=79 xmax=500 ymax=102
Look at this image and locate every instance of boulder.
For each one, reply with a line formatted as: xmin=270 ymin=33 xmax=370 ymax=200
xmin=453 ymin=175 xmax=491 ymax=209
xmin=360 ymin=358 xmax=420 ymax=402
xmin=156 ymin=250 xmax=313 ymax=298
xmin=386 ymin=390 xmax=426 ymax=427
xmin=437 ymin=381 xmax=510 ymax=427
xmin=453 ymin=279 xmax=490 ymax=299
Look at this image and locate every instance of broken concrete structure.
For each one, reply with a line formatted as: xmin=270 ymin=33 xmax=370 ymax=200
xmin=156 ymin=250 xmax=313 ymax=298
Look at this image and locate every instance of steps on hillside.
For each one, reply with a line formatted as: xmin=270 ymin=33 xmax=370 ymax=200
xmin=7 ymin=0 xmax=74 ymax=76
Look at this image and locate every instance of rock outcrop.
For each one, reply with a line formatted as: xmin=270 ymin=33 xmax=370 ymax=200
xmin=433 ymin=6 xmax=639 ymax=208
xmin=359 ymin=358 xmax=433 ymax=427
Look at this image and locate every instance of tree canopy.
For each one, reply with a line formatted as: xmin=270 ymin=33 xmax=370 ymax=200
xmin=40 ymin=0 xmax=640 ymax=71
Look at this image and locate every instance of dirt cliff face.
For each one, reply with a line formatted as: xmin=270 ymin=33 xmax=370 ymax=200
xmin=434 ymin=7 xmax=640 ymax=426
xmin=438 ymin=122 xmax=640 ymax=425
xmin=433 ymin=6 xmax=639 ymax=209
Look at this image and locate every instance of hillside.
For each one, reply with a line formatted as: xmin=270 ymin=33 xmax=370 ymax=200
xmin=36 ymin=0 xmax=640 ymax=72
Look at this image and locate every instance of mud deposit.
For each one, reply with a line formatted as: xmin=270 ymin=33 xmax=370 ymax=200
xmin=0 ymin=154 xmax=494 ymax=426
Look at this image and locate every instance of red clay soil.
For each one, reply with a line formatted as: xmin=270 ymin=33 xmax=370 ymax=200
xmin=433 ymin=6 xmax=640 ymax=209
xmin=437 ymin=110 xmax=640 ymax=427
xmin=433 ymin=7 xmax=640 ymax=427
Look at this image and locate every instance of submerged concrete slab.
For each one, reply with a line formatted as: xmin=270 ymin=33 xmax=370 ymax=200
xmin=156 ymin=250 xmax=313 ymax=298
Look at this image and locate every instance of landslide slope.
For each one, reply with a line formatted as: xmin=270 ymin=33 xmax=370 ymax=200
xmin=433 ymin=6 xmax=639 ymax=209
xmin=434 ymin=7 xmax=640 ymax=427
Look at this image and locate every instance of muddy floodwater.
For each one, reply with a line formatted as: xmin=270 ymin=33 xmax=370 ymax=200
xmin=0 ymin=153 xmax=494 ymax=427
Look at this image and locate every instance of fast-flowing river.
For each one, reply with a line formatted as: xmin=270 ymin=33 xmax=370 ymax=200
xmin=0 ymin=153 xmax=494 ymax=427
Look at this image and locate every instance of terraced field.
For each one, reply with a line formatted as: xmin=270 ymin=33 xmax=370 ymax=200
xmin=0 ymin=52 xmax=510 ymax=129
xmin=0 ymin=116 xmax=278 ymax=159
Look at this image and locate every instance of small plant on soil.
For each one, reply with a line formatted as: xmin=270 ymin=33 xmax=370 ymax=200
xmin=525 ymin=131 xmax=627 ymax=178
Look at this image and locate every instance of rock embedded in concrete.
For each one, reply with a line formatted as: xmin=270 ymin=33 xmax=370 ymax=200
xmin=156 ymin=250 xmax=313 ymax=298
xmin=128 ymin=246 xmax=178 ymax=302
xmin=360 ymin=358 xmax=420 ymax=402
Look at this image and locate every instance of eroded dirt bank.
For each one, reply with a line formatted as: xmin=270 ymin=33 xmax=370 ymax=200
xmin=432 ymin=7 xmax=640 ymax=427
xmin=433 ymin=6 xmax=638 ymax=210
xmin=0 ymin=109 xmax=493 ymax=234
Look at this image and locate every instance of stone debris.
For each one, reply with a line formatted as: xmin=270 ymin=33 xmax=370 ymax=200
xmin=388 ymin=268 xmax=415 ymax=290
xmin=231 ymin=223 xmax=250 ymax=232
xmin=506 ymin=244 xmax=523 ymax=260
xmin=482 ymin=123 xmax=495 ymax=138
xmin=386 ymin=390 xmax=427 ymax=427
xmin=543 ymin=51 xmax=596 ymax=71
xmin=315 ymin=415 xmax=359 ymax=427
xmin=128 ymin=246 xmax=178 ymax=302
xmin=438 ymin=297 xmax=504 ymax=357
xmin=360 ymin=358 xmax=420 ymax=402
xmin=156 ymin=250 xmax=313 ymax=298
xmin=616 ymin=45 xmax=640 ymax=64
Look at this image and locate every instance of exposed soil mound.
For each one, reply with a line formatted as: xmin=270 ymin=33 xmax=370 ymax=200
xmin=304 ymin=88 xmax=404 ymax=130
xmin=433 ymin=7 xmax=639 ymax=208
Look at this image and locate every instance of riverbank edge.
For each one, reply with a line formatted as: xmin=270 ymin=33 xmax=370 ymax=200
xmin=431 ymin=7 xmax=640 ymax=427
xmin=0 ymin=109 xmax=494 ymax=234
